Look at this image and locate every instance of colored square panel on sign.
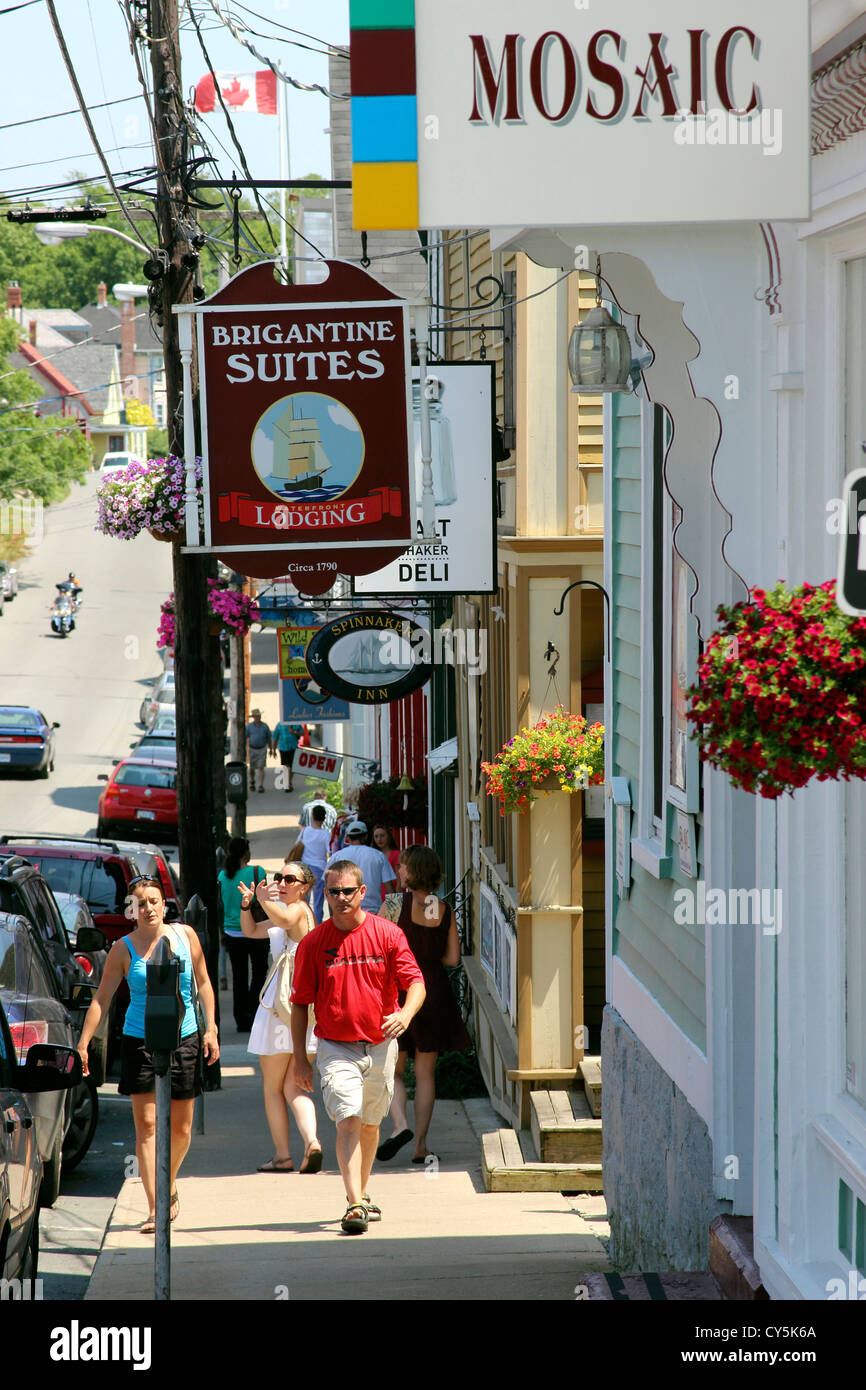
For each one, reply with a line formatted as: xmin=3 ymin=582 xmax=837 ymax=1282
xmin=350 ymin=28 xmax=416 ymax=96
xmin=352 ymin=95 xmax=418 ymax=163
xmin=350 ymin=0 xmax=414 ymax=29
xmin=352 ymin=162 xmax=418 ymax=230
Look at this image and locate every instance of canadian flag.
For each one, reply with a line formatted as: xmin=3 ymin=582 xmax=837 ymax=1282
xmin=194 ymin=71 xmax=277 ymax=115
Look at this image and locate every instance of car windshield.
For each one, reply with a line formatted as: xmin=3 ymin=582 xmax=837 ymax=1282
xmin=114 ymin=764 xmax=176 ymax=789
xmin=0 ymin=708 xmax=40 ymax=729
xmin=137 ymin=740 xmax=177 ymax=757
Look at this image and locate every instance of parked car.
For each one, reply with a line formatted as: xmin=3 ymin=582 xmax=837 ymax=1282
xmin=97 ymin=757 xmax=178 ymax=842
xmin=98 ymin=452 xmax=138 ymax=477
xmin=139 ymin=671 xmax=175 ymax=729
xmin=127 ymin=733 xmax=177 ymax=763
xmin=0 ymin=991 xmax=81 ymax=1286
xmin=50 ymin=892 xmax=110 ymax=1085
xmin=146 ymin=711 xmax=176 ymax=739
xmin=0 ymin=561 xmax=18 ymax=600
xmin=0 ymin=707 xmax=59 ymax=778
xmin=0 ymin=835 xmax=182 ymax=949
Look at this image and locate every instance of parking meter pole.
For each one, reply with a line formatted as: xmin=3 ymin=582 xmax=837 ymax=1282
xmin=154 ymin=1065 xmax=172 ymax=1301
xmin=144 ymin=936 xmax=183 ymax=1304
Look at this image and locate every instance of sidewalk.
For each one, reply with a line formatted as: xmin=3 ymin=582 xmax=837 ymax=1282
xmin=85 ymin=1006 xmax=612 ymax=1301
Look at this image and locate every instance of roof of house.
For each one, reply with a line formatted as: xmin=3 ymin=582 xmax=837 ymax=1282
xmin=77 ymin=299 xmax=163 ymax=354
xmin=15 ymin=338 xmax=120 ymax=414
xmin=20 ymin=307 xmax=91 ymax=336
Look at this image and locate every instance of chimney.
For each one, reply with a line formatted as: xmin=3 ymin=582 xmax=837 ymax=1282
xmin=120 ymin=298 xmax=136 ymax=397
xmin=7 ymin=281 xmax=22 ymax=322
xmin=29 ymin=319 xmax=37 ymax=345
xmin=97 ymin=281 xmax=107 ymax=308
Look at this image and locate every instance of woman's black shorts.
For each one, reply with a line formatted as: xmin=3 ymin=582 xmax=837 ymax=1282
xmin=119 ymin=1032 xmax=202 ymax=1100
xmin=279 ymin=748 xmax=296 ymax=769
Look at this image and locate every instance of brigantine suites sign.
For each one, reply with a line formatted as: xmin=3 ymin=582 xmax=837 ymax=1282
xmin=183 ymin=260 xmax=414 ymax=593
xmin=349 ymin=0 xmax=810 ymax=229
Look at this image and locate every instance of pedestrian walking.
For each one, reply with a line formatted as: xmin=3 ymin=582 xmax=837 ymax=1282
xmin=328 ymin=820 xmax=396 ymax=910
xmin=245 ymin=708 xmax=272 ymax=793
xmin=288 ymin=805 xmax=330 ymax=920
xmin=290 ymin=859 xmax=426 ymax=1234
xmin=377 ymin=846 xmax=470 ymax=1165
xmin=218 ymin=837 xmax=269 ymax=1033
xmin=75 ymin=875 xmax=219 ymax=1233
xmin=272 ymin=719 xmax=301 ymax=792
xmin=240 ymin=861 xmax=322 ymax=1174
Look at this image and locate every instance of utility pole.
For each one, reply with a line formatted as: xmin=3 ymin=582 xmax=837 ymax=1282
xmin=148 ymin=0 xmax=222 ymax=1085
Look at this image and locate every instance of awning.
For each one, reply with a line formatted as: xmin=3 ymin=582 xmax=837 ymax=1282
xmin=427 ymin=737 xmax=458 ymax=774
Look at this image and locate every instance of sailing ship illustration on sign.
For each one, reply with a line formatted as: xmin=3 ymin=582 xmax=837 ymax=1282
xmin=252 ymin=392 xmax=365 ymax=502
xmin=272 ymin=400 xmax=332 ymax=490
xmin=328 ymin=630 xmax=413 ymax=685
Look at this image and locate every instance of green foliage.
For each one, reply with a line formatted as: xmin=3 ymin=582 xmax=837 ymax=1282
xmin=147 ymin=426 xmax=169 ymax=456
xmin=300 ymin=777 xmax=343 ymax=810
xmin=401 ymin=1049 xmax=488 ymax=1101
xmin=0 ymin=318 xmax=90 ymax=502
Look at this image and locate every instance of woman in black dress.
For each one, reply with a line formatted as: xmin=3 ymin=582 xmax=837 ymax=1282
xmin=376 ymin=845 xmax=471 ymax=1164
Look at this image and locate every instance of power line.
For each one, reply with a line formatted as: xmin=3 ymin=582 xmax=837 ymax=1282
xmin=0 ymin=93 xmax=142 ymax=133
xmin=0 ymin=0 xmax=44 ymax=11
xmin=201 ymin=0 xmax=348 ymax=98
xmin=0 ymin=142 xmax=152 ymax=176
xmin=211 ymin=1 xmax=347 ymax=57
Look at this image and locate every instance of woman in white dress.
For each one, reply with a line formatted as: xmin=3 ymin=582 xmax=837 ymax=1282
xmin=238 ymin=859 xmax=322 ymax=1173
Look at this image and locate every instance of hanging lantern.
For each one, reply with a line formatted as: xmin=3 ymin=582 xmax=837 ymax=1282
xmin=568 ymin=255 xmax=632 ymax=394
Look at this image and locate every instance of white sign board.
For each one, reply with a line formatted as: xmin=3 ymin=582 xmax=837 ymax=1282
xmin=354 ymin=362 xmax=495 ymax=595
xmin=413 ymin=0 xmax=810 ymax=226
xmin=295 ymin=747 xmax=343 ymax=780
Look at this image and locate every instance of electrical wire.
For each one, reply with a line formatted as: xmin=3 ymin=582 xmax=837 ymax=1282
xmin=0 ymin=365 xmax=164 ymax=415
xmin=0 ymin=311 xmax=153 ymax=381
xmin=212 ymin=1 xmax=347 ymax=57
xmin=0 ymin=94 xmax=142 ymax=133
xmin=43 ymin=0 xmax=154 ymax=248
xmin=0 ymin=142 xmax=153 ymax=176
xmin=200 ymin=0 xmax=348 ymax=98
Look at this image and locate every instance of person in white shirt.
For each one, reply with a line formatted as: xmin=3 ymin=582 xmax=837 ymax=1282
xmin=329 ymin=820 xmax=396 ymax=912
xmin=289 ymin=805 xmax=331 ymax=920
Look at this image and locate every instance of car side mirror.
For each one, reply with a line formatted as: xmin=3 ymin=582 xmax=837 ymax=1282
xmin=16 ymin=1044 xmax=82 ymax=1092
xmin=76 ymin=925 xmax=107 ymax=953
xmin=52 ymin=721 xmax=60 ymax=729
xmin=97 ymin=774 xmax=109 ymax=782
xmin=68 ymin=981 xmax=97 ymax=1008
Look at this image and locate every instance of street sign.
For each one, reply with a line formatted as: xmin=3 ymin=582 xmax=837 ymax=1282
xmin=350 ymin=0 xmax=810 ymax=229
xmin=837 ymin=468 xmax=866 ymax=616
xmin=277 ymin=624 xmax=323 ymax=679
xmin=353 ymin=362 xmax=496 ymax=596
xmin=279 ymin=678 xmax=350 ymax=723
xmin=304 ymin=609 xmax=433 ymax=704
xmin=295 ymin=747 xmax=343 ymax=780
xmin=176 ymin=260 xmax=415 ymax=593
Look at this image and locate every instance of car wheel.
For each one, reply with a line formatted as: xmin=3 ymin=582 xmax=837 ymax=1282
xmin=19 ymin=1212 xmax=38 ymax=1285
xmin=62 ymin=1076 xmax=98 ymax=1172
xmin=39 ymin=1122 xmax=63 ymax=1208
xmin=38 ymin=761 xmax=50 ymax=779
xmin=96 ymin=818 xmax=109 ymax=839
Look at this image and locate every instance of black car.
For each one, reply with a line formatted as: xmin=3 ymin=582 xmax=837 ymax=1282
xmin=0 ymin=859 xmax=105 ymax=1202
xmin=0 ymin=993 xmax=81 ymax=1290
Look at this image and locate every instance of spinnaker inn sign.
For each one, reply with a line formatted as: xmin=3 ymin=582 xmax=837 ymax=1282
xmin=174 ymin=260 xmax=414 ymax=593
xmin=349 ymin=0 xmax=810 ymax=230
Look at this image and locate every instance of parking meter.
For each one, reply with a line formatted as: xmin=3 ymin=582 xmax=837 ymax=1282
xmin=144 ymin=935 xmax=183 ymax=1071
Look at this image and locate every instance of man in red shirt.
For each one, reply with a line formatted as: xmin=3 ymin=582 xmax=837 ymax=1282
xmin=291 ymin=859 xmax=425 ymax=1234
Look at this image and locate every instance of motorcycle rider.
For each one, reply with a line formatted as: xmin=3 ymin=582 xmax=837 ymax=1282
xmin=56 ymin=572 xmax=82 ymax=612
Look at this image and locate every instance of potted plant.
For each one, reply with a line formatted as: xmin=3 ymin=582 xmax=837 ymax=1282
xmin=686 ymin=579 xmax=866 ymax=799
xmin=95 ymin=455 xmax=203 ymax=542
xmin=481 ymin=705 xmax=605 ymax=815
xmin=157 ymin=583 xmax=260 ymax=655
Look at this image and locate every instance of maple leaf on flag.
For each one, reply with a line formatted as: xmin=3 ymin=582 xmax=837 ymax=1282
xmin=222 ymin=78 xmax=250 ymax=106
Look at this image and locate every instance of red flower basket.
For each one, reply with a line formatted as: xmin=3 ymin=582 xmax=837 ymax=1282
xmin=686 ymin=580 xmax=866 ymax=799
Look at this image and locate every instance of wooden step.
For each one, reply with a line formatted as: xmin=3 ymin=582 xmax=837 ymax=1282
xmin=481 ymin=1128 xmax=603 ymax=1194
xmin=580 ymin=1056 xmax=602 ymax=1117
xmin=530 ymin=1088 xmax=603 ymax=1163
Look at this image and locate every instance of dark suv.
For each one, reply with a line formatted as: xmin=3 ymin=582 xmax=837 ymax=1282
xmin=0 ymin=859 xmax=104 ymax=1203
xmin=0 ymin=835 xmax=183 ymax=946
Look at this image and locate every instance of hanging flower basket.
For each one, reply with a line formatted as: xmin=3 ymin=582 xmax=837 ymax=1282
xmin=157 ymin=582 xmax=260 ymax=656
xmin=357 ymin=776 xmax=428 ymax=830
xmin=686 ymin=580 xmax=866 ymax=800
xmin=95 ymin=455 xmax=203 ymax=541
xmin=481 ymin=706 xmax=605 ymax=816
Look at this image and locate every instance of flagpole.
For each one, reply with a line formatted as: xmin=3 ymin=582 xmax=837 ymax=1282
xmin=277 ymin=64 xmax=289 ymax=277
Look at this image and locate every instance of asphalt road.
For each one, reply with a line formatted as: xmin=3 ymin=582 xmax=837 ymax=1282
xmin=0 ymin=474 xmax=174 ymax=1298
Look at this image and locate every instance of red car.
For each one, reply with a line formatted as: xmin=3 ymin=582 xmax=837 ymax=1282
xmin=97 ymin=757 xmax=177 ymax=843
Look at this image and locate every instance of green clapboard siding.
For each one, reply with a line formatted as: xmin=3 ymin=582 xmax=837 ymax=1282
xmin=609 ymin=389 xmax=706 ymax=1049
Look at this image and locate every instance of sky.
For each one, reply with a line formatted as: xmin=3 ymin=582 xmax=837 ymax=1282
xmin=0 ymin=0 xmax=351 ymax=207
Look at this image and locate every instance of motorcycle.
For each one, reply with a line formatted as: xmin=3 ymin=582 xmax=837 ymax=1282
xmin=56 ymin=579 xmax=82 ymax=613
xmin=50 ymin=599 xmax=75 ymax=637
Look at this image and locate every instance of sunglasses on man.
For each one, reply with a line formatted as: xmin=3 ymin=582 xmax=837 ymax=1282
xmin=326 ymin=885 xmax=362 ymax=899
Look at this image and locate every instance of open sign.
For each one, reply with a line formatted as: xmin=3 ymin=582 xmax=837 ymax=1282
xmin=296 ymin=748 xmax=343 ymax=780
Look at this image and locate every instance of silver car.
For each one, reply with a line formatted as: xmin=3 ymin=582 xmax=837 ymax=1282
xmin=139 ymin=670 xmax=176 ymax=728
xmin=0 ymin=561 xmax=18 ymax=600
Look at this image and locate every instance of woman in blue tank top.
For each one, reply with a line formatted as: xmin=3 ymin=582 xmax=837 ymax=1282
xmin=76 ymin=875 xmax=219 ymax=1234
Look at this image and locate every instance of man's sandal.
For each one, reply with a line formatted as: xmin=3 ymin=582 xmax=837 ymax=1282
xmin=361 ymin=1193 xmax=381 ymax=1221
xmin=340 ymin=1203 xmax=369 ymax=1234
xmin=257 ymin=1156 xmax=294 ymax=1172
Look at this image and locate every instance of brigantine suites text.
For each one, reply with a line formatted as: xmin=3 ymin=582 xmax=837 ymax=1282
xmin=210 ymin=318 xmax=395 ymax=384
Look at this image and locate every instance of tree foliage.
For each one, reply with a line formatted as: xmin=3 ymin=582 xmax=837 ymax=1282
xmin=0 ymin=317 xmax=90 ymax=502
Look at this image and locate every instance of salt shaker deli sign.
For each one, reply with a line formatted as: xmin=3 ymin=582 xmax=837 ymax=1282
xmin=191 ymin=261 xmax=414 ymax=590
xmin=360 ymin=0 xmax=809 ymax=228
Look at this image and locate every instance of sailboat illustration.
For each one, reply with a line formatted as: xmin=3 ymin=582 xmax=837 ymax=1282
xmin=271 ymin=399 xmax=333 ymax=490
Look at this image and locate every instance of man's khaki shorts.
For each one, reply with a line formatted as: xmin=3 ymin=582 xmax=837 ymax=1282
xmin=316 ymin=1037 xmax=397 ymax=1125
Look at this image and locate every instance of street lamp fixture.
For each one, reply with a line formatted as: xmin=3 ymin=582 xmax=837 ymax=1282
xmin=33 ymin=221 xmax=151 ymax=255
xmin=568 ymin=255 xmax=632 ymax=394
